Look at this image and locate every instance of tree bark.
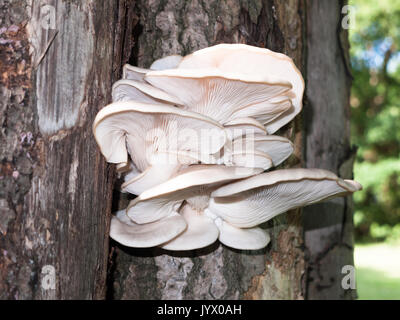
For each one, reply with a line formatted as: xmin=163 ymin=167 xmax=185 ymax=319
xmin=303 ymin=0 xmax=356 ymax=300
xmin=0 ymin=0 xmax=134 ymax=299
xmin=110 ymin=0 xmax=307 ymax=300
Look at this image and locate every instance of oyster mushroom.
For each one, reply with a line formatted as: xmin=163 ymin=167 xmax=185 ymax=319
xmin=115 ymin=166 xmax=360 ymax=251
xmin=122 ymin=54 xmax=183 ymax=81
xmin=123 ymin=165 xmax=263 ymax=250
xmin=177 ymin=43 xmax=305 ymax=133
xmin=144 ymin=68 xmax=292 ymax=125
xmin=217 ymin=133 xmax=294 ymax=169
xmin=209 ymin=168 xmax=362 ymax=228
xmin=93 ymin=100 xmax=226 ymax=194
xmin=112 ymin=79 xmax=183 ymax=105
xmin=92 ymin=44 xmax=362 ymax=252
xmin=110 ymin=209 xmax=187 ymax=248
xmin=117 ymin=45 xmax=304 ymax=133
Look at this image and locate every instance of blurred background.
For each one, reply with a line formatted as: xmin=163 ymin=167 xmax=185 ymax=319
xmin=349 ymin=0 xmax=400 ymax=299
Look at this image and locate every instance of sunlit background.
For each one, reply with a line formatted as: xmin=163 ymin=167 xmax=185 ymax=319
xmin=349 ymin=0 xmax=400 ymax=299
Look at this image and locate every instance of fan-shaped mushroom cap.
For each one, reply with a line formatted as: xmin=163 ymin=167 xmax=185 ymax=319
xmin=121 ymin=161 xmax=181 ymax=195
xmin=93 ymin=101 xmax=226 ymax=172
xmin=209 ymin=168 xmax=362 ymax=228
xmin=232 ymin=134 xmax=294 ymax=167
xmin=122 ymin=55 xmax=183 ymax=81
xmin=232 ymin=97 xmax=293 ymax=127
xmin=127 ymin=165 xmax=263 ymax=224
xmin=214 ymin=218 xmax=270 ymax=250
xmin=150 ymin=55 xmax=183 ymax=70
xmin=161 ymin=204 xmax=219 ymax=251
xmin=224 ymin=117 xmax=267 ymax=138
xmin=178 ymin=44 xmax=305 ymax=133
xmin=112 ymin=79 xmax=183 ymax=105
xmin=110 ymin=209 xmax=187 ymax=248
xmin=122 ymin=64 xmax=148 ymax=81
xmin=122 ymin=149 xmax=222 ymax=195
xmin=145 ymin=68 xmax=292 ymax=124
xmin=216 ymin=131 xmax=292 ymax=169
xmin=229 ymin=150 xmax=273 ymax=170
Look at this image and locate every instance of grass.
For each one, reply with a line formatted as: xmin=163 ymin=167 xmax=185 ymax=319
xmin=355 ymin=241 xmax=400 ymax=299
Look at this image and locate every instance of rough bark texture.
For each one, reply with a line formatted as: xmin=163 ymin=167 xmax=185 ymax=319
xmin=303 ymin=0 xmax=356 ymax=300
xmin=0 ymin=0 xmax=132 ymax=299
xmin=110 ymin=0 xmax=308 ymax=300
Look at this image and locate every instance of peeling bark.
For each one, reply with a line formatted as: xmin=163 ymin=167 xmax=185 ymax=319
xmin=0 ymin=0 xmax=133 ymax=299
xmin=111 ymin=0 xmax=307 ymax=300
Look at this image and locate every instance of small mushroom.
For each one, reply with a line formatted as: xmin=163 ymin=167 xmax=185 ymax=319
xmin=112 ymin=79 xmax=183 ymax=105
xmin=161 ymin=204 xmax=219 ymax=251
xmin=122 ymin=54 xmax=183 ymax=81
xmin=122 ymin=64 xmax=149 ymax=81
xmin=110 ymin=209 xmax=187 ymax=248
xmin=213 ymin=217 xmax=270 ymax=250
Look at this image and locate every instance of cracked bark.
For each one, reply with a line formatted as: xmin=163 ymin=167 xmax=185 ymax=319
xmin=0 ymin=0 xmax=133 ymax=299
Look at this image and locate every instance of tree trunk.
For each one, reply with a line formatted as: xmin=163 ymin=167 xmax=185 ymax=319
xmin=303 ymin=0 xmax=356 ymax=300
xmin=0 ymin=0 xmax=134 ymax=299
xmin=110 ymin=0 xmax=307 ymax=300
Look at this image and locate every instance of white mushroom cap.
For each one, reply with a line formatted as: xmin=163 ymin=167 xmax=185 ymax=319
xmin=224 ymin=117 xmax=267 ymax=139
xmin=93 ymin=101 xmax=226 ymax=171
xmin=232 ymin=97 xmax=293 ymax=128
xmin=216 ymin=130 xmax=291 ymax=169
xmin=150 ymin=55 xmax=183 ymax=70
xmin=112 ymin=79 xmax=183 ymax=105
xmin=127 ymin=165 xmax=263 ymax=224
xmin=120 ymin=149 xmax=218 ymax=195
xmin=110 ymin=209 xmax=187 ymax=248
xmin=122 ymin=54 xmax=183 ymax=81
xmin=145 ymin=68 xmax=292 ymax=124
xmin=232 ymin=134 xmax=294 ymax=167
xmin=161 ymin=204 xmax=219 ymax=251
xmin=214 ymin=218 xmax=270 ymax=250
xmin=230 ymin=150 xmax=273 ymax=170
xmin=177 ymin=44 xmax=305 ymax=133
xmin=121 ymin=162 xmax=181 ymax=195
xmin=122 ymin=64 xmax=148 ymax=81
xmin=209 ymin=168 xmax=362 ymax=228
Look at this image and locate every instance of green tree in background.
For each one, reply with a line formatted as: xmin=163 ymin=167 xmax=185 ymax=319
xmin=350 ymin=0 xmax=400 ymax=241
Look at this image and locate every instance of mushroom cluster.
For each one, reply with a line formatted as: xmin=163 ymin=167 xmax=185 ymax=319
xmin=93 ymin=44 xmax=362 ymax=251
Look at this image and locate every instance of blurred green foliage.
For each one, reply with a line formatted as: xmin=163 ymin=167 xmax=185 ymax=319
xmin=354 ymin=241 xmax=400 ymax=299
xmin=349 ymin=0 xmax=400 ymax=241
